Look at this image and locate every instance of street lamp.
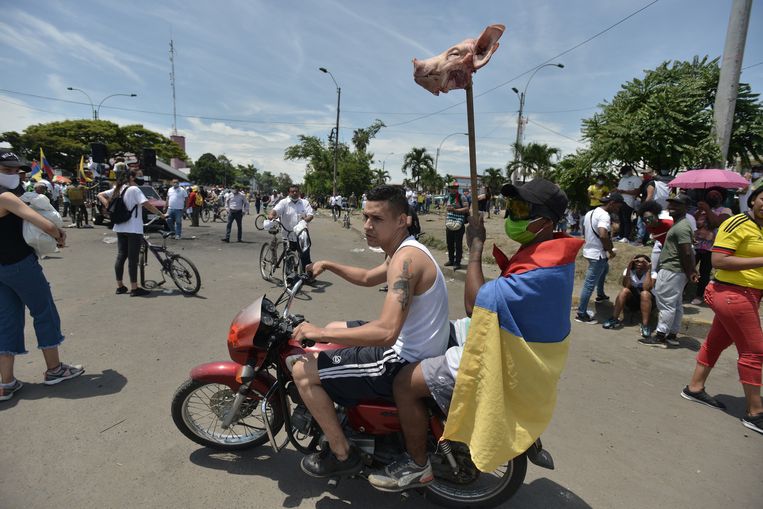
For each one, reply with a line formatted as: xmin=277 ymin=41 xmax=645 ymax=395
xmin=66 ymin=87 xmax=137 ymax=120
xmin=434 ymin=132 xmax=468 ymax=174
xmin=380 ymin=152 xmax=394 ymax=171
xmin=510 ymin=63 xmax=564 ymax=183
xmin=96 ymin=93 xmax=137 ymax=120
xmin=319 ymin=67 xmax=341 ymax=196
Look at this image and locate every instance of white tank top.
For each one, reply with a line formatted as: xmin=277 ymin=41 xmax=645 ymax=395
xmin=391 ymin=236 xmax=450 ymax=362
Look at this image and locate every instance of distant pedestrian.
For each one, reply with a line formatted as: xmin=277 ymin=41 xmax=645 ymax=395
xmin=269 ymin=184 xmax=314 ymax=269
xmin=61 ymin=183 xmax=70 ymax=219
xmin=601 ymin=254 xmax=656 ymax=338
xmin=65 ymin=179 xmax=89 ymax=228
xmin=638 ymin=200 xmax=673 ymax=273
xmin=187 ymin=186 xmax=201 ymax=227
xmin=587 ymin=177 xmax=609 ymax=210
xmin=0 ymin=151 xmax=83 ymax=401
xmin=691 ymin=189 xmax=731 ymax=304
xmin=640 ymin=193 xmax=698 ymax=348
xmin=444 ymin=181 xmax=469 ymax=270
xmin=255 ymin=192 xmax=262 ymax=214
xmin=575 ymin=193 xmax=624 ymax=323
xmin=164 ymin=179 xmax=187 ymax=239
xmin=221 ymin=185 xmax=248 ymax=242
xmin=615 ymin=165 xmax=642 ymax=242
xmin=681 ymin=186 xmax=763 ymax=435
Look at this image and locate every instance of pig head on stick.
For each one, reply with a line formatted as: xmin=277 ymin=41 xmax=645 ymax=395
xmin=413 ymin=24 xmax=505 ymax=95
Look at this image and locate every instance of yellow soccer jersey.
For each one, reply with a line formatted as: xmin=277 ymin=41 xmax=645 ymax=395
xmin=712 ymin=213 xmax=763 ymax=289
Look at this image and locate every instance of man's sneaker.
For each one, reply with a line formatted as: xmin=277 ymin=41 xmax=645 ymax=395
xmin=300 ymin=445 xmax=362 ymax=478
xmin=640 ymin=324 xmax=652 ymax=338
xmin=115 ymin=286 xmax=128 ymax=295
xmin=575 ymin=312 xmax=597 ymax=324
xmin=665 ymin=333 xmax=680 ymax=348
xmin=44 ymin=363 xmax=84 ymax=385
xmin=741 ymin=413 xmax=763 ymax=434
xmin=618 ymin=237 xmax=630 ymax=243
xmin=368 ymin=454 xmax=434 ymax=492
xmin=680 ymin=386 xmax=726 ymax=410
xmin=130 ymin=288 xmax=150 ymax=297
xmin=638 ymin=334 xmax=667 ymax=348
xmin=595 ymin=294 xmax=610 ymax=302
xmin=690 ymin=297 xmax=704 ymax=305
xmin=0 ymin=379 xmax=23 ymax=401
xmin=444 ymin=261 xmax=454 ymax=267
xmin=602 ymin=318 xmax=622 ymax=329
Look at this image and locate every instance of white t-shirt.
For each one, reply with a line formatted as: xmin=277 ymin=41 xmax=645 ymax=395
xmin=166 ymin=186 xmax=187 ymax=210
xmin=103 ymin=185 xmax=148 ymax=234
xmin=622 ymin=268 xmax=657 ymax=289
xmin=272 ymin=198 xmax=314 ymax=240
xmin=445 ymin=317 xmax=470 ymax=378
xmin=582 ymin=207 xmax=611 ymax=260
xmin=618 ymin=174 xmax=642 ymax=208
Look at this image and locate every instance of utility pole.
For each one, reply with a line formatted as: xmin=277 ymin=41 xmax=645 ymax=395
xmin=169 ymin=39 xmax=178 ymax=136
xmin=713 ymin=0 xmax=752 ymax=166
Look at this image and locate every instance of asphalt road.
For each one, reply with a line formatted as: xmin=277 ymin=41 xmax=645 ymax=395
xmin=0 ymin=211 xmax=759 ymax=508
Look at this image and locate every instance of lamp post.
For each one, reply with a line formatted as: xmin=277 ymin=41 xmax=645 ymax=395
xmin=66 ymin=88 xmax=137 ymax=120
xmin=319 ymin=67 xmax=341 ymax=196
xmin=510 ymin=63 xmax=564 ymax=184
xmin=380 ymin=152 xmax=394 ymax=172
xmin=434 ymin=132 xmax=468 ymax=174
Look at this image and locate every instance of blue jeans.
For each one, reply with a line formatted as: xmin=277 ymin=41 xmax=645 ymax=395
xmin=166 ymin=208 xmax=184 ymax=237
xmin=577 ymin=257 xmax=609 ymax=315
xmin=0 ymin=253 xmax=64 ymax=355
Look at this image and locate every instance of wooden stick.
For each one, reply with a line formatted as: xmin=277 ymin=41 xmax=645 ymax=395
xmin=465 ymin=84 xmax=480 ymax=219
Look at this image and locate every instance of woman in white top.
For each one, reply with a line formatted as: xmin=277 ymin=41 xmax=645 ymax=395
xmin=97 ymin=170 xmax=165 ymax=296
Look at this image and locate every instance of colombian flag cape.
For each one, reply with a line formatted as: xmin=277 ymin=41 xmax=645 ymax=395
xmin=442 ymin=234 xmax=584 ymax=472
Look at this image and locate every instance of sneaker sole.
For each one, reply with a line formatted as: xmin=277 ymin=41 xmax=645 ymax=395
xmin=638 ymin=340 xmax=667 ymax=349
xmin=680 ymin=391 xmax=725 ymax=410
xmin=369 ymin=477 xmax=434 ymax=493
xmin=299 ymin=458 xmax=362 ymax=479
xmin=575 ymin=318 xmax=598 ymax=325
xmin=44 ymin=368 xmax=84 ymax=386
xmin=741 ymin=419 xmax=763 ymax=434
xmin=0 ymin=381 xmax=23 ymax=401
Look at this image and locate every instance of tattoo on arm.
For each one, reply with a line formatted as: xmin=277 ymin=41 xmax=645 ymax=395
xmin=392 ymin=259 xmax=413 ymax=310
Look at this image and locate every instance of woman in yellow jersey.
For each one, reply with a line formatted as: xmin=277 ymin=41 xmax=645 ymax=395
xmin=681 ymin=186 xmax=763 ymax=435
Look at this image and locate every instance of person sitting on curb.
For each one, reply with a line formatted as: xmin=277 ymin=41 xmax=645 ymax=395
xmin=602 ymin=254 xmax=656 ymax=338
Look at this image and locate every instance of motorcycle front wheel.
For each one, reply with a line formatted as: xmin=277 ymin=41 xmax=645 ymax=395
xmin=171 ymin=379 xmax=283 ymax=451
xmin=425 ymin=445 xmax=527 ymax=509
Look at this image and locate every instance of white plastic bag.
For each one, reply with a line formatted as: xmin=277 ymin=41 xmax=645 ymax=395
xmin=294 ymin=220 xmax=311 ymax=252
xmin=20 ymin=192 xmax=63 ymax=256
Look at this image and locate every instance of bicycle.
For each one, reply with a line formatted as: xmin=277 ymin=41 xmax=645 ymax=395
xmin=139 ymin=218 xmax=202 ymax=295
xmin=254 ymin=216 xmax=304 ymax=288
xmin=201 ymin=201 xmax=227 ymax=223
xmin=342 ymin=206 xmax=352 ymax=229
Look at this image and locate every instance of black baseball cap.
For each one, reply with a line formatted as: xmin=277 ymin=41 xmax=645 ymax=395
xmin=500 ymin=179 xmax=568 ymax=222
xmin=0 ymin=151 xmax=31 ymax=171
xmin=667 ymin=193 xmax=691 ymax=206
xmin=600 ymin=192 xmax=625 ymax=204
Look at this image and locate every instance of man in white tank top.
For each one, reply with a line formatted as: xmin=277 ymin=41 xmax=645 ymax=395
xmin=291 ymin=185 xmax=449 ymax=479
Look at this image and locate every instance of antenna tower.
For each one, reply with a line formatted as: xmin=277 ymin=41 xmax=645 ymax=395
xmin=169 ymin=39 xmax=178 ymax=135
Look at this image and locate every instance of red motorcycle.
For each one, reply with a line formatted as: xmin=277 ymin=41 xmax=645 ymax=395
xmin=171 ymin=276 xmax=555 ymax=508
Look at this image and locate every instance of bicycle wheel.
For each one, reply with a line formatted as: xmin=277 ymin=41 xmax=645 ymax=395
xmin=282 ymin=250 xmax=304 ymax=289
xmin=259 ymin=242 xmax=277 ymax=283
xmin=218 ymin=209 xmax=228 ymax=222
xmin=168 ymin=254 xmax=201 ymax=295
xmin=201 ymin=207 xmax=211 ymax=223
xmin=254 ymin=214 xmax=267 ymax=230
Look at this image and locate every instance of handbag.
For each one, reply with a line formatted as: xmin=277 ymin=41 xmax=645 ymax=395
xmin=445 ymin=218 xmax=464 ymax=231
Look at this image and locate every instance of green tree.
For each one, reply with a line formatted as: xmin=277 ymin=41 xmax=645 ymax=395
xmin=189 ymin=153 xmax=220 ymax=184
xmin=506 ymin=142 xmax=560 ymax=181
xmin=481 ymin=167 xmax=504 ymax=194
xmin=549 ymin=150 xmax=609 ymax=211
xmin=0 ymin=119 xmax=187 ymax=171
xmin=371 ymin=168 xmax=390 ymax=186
xmin=236 ymin=163 xmax=259 ymax=187
xmin=582 ymin=56 xmax=763 ymax=172
xmin=401 ymin=147 xmax=435 ymax=190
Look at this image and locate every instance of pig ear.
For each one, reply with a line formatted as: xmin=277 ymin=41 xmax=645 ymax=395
xmin=473 ymin=24 xmax=505 ymax=70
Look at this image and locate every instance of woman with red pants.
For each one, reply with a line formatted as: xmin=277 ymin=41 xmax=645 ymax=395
xmin=681 ymin=186 xmax=763 ymax=434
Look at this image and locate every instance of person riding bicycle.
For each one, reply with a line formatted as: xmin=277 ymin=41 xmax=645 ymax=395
xmin=368 ymin=179 xmax=584 ymax=491
xmin=268 ymin=185 xmax=314 ymax=270
xmin=291 ymin=184 xmax=450 ymax=479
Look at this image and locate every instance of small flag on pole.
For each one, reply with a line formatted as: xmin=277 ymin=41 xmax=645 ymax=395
xmin=40 ymin=148 xmax=54 ymax=179
xmin=78 ymin=155 xmax=92 ymax=182
xmin=29 ymin=160 xmax=43 ymax=181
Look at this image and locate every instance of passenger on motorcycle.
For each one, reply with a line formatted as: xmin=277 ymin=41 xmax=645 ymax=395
xmin=369 ymin=179 xmax=583 ymax=492
xmin=292 ymin=185 xmax=449 ymax=479
xmin=268 ymin=185 xmax=314 ymax=270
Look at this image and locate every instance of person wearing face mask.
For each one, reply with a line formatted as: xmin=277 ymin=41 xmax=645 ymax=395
xmin=269 ymin=185 xmax=314 ymax=269
xmin=370 ymin=179 xmax=584 ymax=491
xmin=691 ymin=188 xmax=732 ymax=305
xmin=164 ymin=179 xmax=187 ymax=240
xmin=97 ymin=169 xmax=166 ymax=297
xmin=221 ymin=184 xmax=248 ymax=243
xmin=738 ymin=170 xmax=760 ymax=214
xmin=587 ymin=176 xmax=609 ymax=210
xmin=0 ymin=151 xmax=85 ymax=401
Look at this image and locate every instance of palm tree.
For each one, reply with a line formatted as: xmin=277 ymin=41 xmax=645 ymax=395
xmin=481 ymin=167 xmax=504 ymax=194
xmin=401 ymin=147 xmax=435 ymax=190
xmin=506 ymin=142 xmax=561 ymax=182
xmin=371 ymin=168 xmax=390 ymax=187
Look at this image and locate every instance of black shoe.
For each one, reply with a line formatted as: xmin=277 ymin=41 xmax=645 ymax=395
xmin=221 ymin=238 xmax=230 ymax=243
xmin=115 ymin=286 xmax=128 ymax=295
xmin=453 ymin=264 xmax=462 ymax=270
xmin=444 ymin=261 xmax=454 ymax=267
xmin=639 ymin=333 xmax=667 ymax=348
xmin=300 ymin=446 xmax=362 ymax=478
xmin=742 ymin=413 xmax=763 ymax=434
xmin=665 ymin=333 xmax=680 ymax=348
xmin=680 ymin=386 xmax=726 ymax=410
xmin=236 ymin=239 xmax=243 ymax=243
xmin=574 ymin=312 xmax=597 ymax=324
xmin=595 ymin=294 xmax=610 ymax=302
xmin=130 ymin=288 xmax=150 ymax=297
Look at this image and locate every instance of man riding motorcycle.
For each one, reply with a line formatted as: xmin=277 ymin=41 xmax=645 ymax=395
xmin=369 ymin=179 xmax=584 ymax=491
xmin=291 ymin=185 xmax=449 ymax=478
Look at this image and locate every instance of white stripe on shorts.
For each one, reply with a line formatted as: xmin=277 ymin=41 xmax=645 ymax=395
xmin=318 ymin=349 xmax=402 ymax=379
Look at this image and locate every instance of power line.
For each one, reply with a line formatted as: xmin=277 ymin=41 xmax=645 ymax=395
xmin=385 ymin=0 xmax=661 ymax=128
xmin=742 ymin=60 xmax=763 ymax=70
xmin=526 ymin=118 xmax=582 ymax=143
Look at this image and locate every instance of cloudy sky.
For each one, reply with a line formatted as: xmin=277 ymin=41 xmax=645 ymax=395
xmin=1 ymin=0 xmax=761 ymax=183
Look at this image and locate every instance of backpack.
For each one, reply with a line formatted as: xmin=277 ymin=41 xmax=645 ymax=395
xmin=195 ymin=192 xmax=203 ymax=206
xmin=108 ymin=188 xmax=137 ymax=224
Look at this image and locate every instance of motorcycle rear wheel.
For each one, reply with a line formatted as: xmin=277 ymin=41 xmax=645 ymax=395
xmin=171 ymin=379 xmax=283 ymax=450
xmin=425 ymin=448 xmax=527 ymax=509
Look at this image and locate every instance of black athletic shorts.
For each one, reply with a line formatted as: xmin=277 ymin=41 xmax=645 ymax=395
xmin=317 ymin=346 xmax=408 ymax=407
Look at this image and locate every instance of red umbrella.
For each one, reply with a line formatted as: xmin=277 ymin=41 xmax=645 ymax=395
xmin=668 ymin=169 xmax=748 ymax=189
